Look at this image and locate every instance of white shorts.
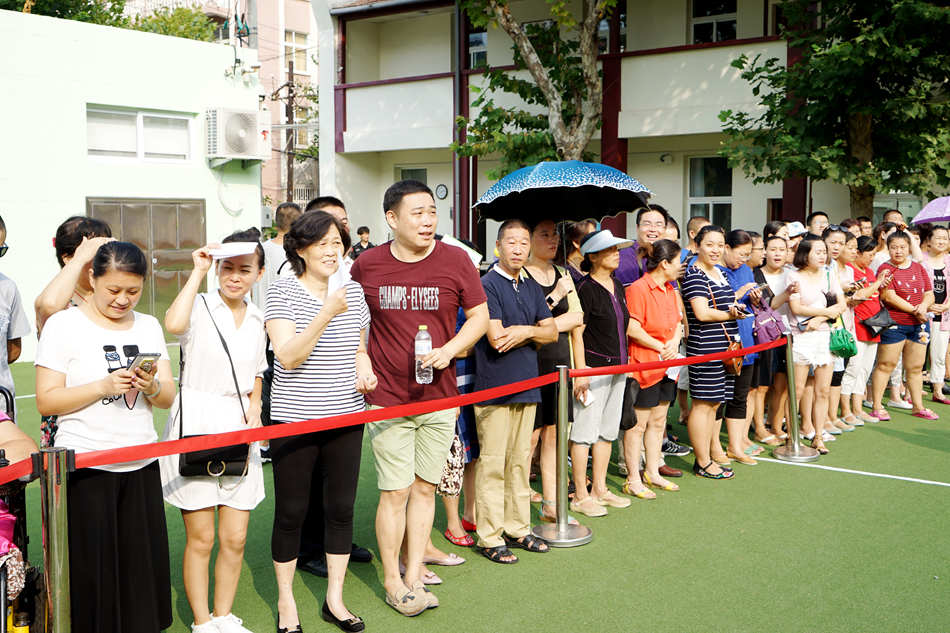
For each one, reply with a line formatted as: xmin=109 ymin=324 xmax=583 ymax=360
xmin=791 ymin=330 xmax=833 ymax=368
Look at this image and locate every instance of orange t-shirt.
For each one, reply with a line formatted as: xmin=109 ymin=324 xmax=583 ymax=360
xmin=625 ymin=274 xmax=682 ymax=389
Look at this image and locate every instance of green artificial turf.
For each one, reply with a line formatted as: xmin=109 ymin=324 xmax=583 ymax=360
xmin=9 ymin=360 xmax=950 ymax=632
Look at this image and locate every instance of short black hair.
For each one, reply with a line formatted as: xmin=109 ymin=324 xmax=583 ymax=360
xmin=764 ymin=234 xmax=787 ymax=248
xmin=636 ymin=205 xmax=669 ymax=226
xmin=725 ymin=229 xmax=752 ymax=248
xmin=793 ymin=237 xmax=822 ymax=269
xmin=886 ymin=230 xmax=912 ymax=248
xmin=763 ymin=220 xmax=787 ymax=240
xmin=305 ymin=196 xmax=346 ymax=213
xmin=873 ymin=221 xmax=897 ymax=244
xmin=856 ymin=235 xmax=876 ymax=252
xmin=694 ymin=224 xmax=725 ymax=246
xmin=497 ymin=219 xmax=531 ymax=240
xmin=357 ymin=226 xmax=370 ymax=236
xmin=383 ymin=180 xmax=433 ymax=215
xmin=806 ymin=211 xmax=829 ymax=226
xmin=856 ymin=216 xmax=872 ymax=224
xmin=883 ymin=209 xmax=904 ymax=223
xmin=222 ymin=227 xmax=265 ymax=268
xmin=840 ymin=218 xmax=859 ymax=230
xmin=275 ymin=202 xmax=302 ymax=231
xmin=283 ymin=211 xmax=351 ymax=277
xmin=687 ymin=215 xmax=710 ymax=236
xmin=92 ymin=241 xmax=147 ymax=278
xmin=822 ymin=225 xmax=848 ymax=240
xmin=644 ymin=239 xmax=681 ymax=272
xmin=55 ymin=216 xmax=112 ymax=267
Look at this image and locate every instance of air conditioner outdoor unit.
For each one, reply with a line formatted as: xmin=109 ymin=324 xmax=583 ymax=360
xmin=206 ymin=108 xmax=270 ymax=163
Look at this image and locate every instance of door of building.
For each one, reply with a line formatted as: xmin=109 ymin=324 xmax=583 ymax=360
xmin=86 ymin=198 xmax=206 ymax=340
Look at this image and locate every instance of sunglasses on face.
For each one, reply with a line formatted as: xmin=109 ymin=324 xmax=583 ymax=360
xmin=0 ymin=244 xmax=7 ymax=258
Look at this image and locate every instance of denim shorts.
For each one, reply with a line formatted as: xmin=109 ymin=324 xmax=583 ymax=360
xmin=880 ymin=322 xmax=929 ymax=345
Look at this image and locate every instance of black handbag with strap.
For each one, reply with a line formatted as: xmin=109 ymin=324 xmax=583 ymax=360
xmin=178 ymin=295 xmax=250 ymax=478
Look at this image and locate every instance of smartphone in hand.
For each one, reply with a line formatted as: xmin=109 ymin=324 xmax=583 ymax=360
xmin=128 ymin=353 xmax=161 ymax=374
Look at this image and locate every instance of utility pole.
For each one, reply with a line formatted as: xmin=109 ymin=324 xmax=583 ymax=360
xmin=285 ymin=61 xmax=295 ymax=203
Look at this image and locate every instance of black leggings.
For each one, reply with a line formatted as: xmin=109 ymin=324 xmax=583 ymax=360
xmin=271 ymin=425 xmax=363 ymax=561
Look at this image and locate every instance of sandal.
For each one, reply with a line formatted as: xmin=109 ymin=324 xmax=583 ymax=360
xmin=642 ymin=471 xmax=679 ymax=492
xmin=477 ymin=545 xmax=518 ymax=564
xmin=692 ymin=461 xmax=734 ymax=479
xmin=530 ymin=490 xmax=543 ymax=503
xmin=443 ymin=528 xmax=474 ymax=547
xmin=621 ymin=481 xmax=656 ymax=499
xmin=811 ymin=438 xmax=829 ymax=455
xmin=539 ymin=500 xmax=579 ymax=525
xmin=870 ymin=409 xmax=891 ymax=421
xmin=755 ymin=434 xmax=782 ymax=446
xmin=912 ymin=408 xmax=939 ymax=420
xmin=503 ymin=533 xmax=549 ymax=553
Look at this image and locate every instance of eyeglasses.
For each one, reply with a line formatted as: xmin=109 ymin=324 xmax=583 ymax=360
xmin=639 ymin=221 xmax=666 ymax=229
xmin=0 ymin=244 xmax=7 ymax=258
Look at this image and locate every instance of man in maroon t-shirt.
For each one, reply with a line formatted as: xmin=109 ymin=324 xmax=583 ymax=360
xmin=350 ymin=179 xmax=488 ymax=615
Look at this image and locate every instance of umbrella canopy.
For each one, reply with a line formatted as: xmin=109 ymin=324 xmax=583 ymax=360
xmin=474 ymin=160 xmax=651 ymax=224
xmin=912 ymin=196 xmax=950 ymax=224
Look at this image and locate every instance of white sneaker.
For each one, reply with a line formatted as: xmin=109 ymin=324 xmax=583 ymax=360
xmin=887 ymin=399 xmax=913 ymax=410
xmin=211 ymin=613 xmax=254 ymax=633
xmin=191 ymin=622 xmax=219 ymax=633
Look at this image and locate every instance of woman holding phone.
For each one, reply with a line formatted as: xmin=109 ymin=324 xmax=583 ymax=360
xmin=35 ymin=241 xmax=175 ymax=633
xmin=160 ymin=229 xmax=267 ymax=633
xmin=682 ymin=225 xmax=744 ymax=479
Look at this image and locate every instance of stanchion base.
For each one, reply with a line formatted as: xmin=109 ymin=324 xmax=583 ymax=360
xmin=772 ymin=443 xmax=820 ymax=463
xmin=532 ymin=522 xmax=593 ymax=547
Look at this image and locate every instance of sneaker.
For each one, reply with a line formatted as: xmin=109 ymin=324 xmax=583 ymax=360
xmin=617 ymin=461 xmax=629 ymax=476
xmin=661 ymin=438 xmax=691 ymax=456
xmin=862 ymin=399 xmax=873 ymax=409
xmin=211 ymin=613 xmax=252 ymax=633
xmin=887 ymin=398 xmax=913 ymax=410
xmin=191 ymin=622 xmax=219 ymax=633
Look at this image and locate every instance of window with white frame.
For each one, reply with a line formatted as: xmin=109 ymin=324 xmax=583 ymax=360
xmin=691 ymin=0 xmax=737 ymax=44
xmin=87 ymin=108 xmax=191 ymax=161
xmin=468 ymin=30 xmax=488 ymax=68
xmin=285 ymin=31 xmax=308 ymax=74
xmin=688 ymin=156 xmax=732 ymax=231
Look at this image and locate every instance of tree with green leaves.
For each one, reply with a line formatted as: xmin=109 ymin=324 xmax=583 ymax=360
xmin=719 ymin=0 xmax=950 ymax=217
xmin=453 ymin=0 xmax=616 ymax=179
xmin=132 ymin=6 xmax=216 ymax=42
xmin=2 ymin=0 xmax=127 ymax=26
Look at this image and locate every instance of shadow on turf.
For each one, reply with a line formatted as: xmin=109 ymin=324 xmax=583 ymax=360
xmin=872 ymin=425 xmax=950 ymax=453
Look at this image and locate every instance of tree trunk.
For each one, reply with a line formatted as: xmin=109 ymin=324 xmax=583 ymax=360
xmin=849 ymin=184 xmax=874 ymax=219
xmin=847 ymin=112 xmax=874 ymax=217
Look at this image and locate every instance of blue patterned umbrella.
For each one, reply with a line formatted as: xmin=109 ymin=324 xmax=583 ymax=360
xmin=474 ymin=160 xmax=651 ymax=223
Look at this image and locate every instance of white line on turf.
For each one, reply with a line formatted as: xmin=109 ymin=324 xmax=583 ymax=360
xmin=757 ymin=456 xmax=950 ymax=488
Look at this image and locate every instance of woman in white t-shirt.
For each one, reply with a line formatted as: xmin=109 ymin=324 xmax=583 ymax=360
xmin=35 ymin=241 xmax=175 ymax=633
xmin=787 ymin=238 xmax=846 ymax=455
xmin=159 ymin=230 xmax=267 ymax=633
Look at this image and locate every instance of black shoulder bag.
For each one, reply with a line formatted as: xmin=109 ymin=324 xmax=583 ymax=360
xmin=179 ymin=295 xmax=250 ymax=478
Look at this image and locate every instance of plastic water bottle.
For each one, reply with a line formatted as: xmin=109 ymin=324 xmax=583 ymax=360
xmin=414 ymin=325 xmax=433 ymax=384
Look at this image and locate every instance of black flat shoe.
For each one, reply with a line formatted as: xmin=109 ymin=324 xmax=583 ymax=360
xmin=350 ymin=542 xmax=373 ymax=563
xmin=322 ymin=601 xmax=365 ymax=632
xmin=277 ymin=624 xmax=303 ymax=633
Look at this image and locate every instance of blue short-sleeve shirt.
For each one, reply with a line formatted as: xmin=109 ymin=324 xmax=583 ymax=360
xmin=474 ymin=267 xmax=552 ymax=405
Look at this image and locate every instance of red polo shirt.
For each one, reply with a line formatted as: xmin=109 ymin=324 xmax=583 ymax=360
xmin=625 ymin=273 xmax=681 ymax=389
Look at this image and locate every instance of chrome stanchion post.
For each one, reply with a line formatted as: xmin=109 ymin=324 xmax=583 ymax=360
xmin=533 ymin=365 xmax=592 ymax=547
xmin=772 ymin=333 xmax=819 ymax=462
xmin=40 ymin=447 xmax=71 ymax=633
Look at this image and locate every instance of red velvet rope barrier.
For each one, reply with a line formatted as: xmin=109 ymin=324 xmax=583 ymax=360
xmin=0 ymin=336 xmax=789 ymax=486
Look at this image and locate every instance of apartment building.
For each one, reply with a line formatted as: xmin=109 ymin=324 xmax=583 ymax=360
xmin=315 ymin=0 xmax=929 ymax=249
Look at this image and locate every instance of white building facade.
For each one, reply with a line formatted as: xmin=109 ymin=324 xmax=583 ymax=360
xmin=314 ymin=0 xmax=931 ymax=250
xmin=0 ymin=10 xmax=265 ymax=361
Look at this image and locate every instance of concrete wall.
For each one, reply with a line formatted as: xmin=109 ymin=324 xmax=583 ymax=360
xmin=619 ymin=39 xmax=787 ymax=138
xmin=345 ymin=10 xmax=451 ymax=83
xmin=344 ymin=77 xmax=454 ymax=152
xmin=0 ymin=10 xmax=262 ymax=361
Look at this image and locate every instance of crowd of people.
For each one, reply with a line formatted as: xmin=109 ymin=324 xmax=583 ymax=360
xmin=0 ymin=187 xmax=945 ymax=633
